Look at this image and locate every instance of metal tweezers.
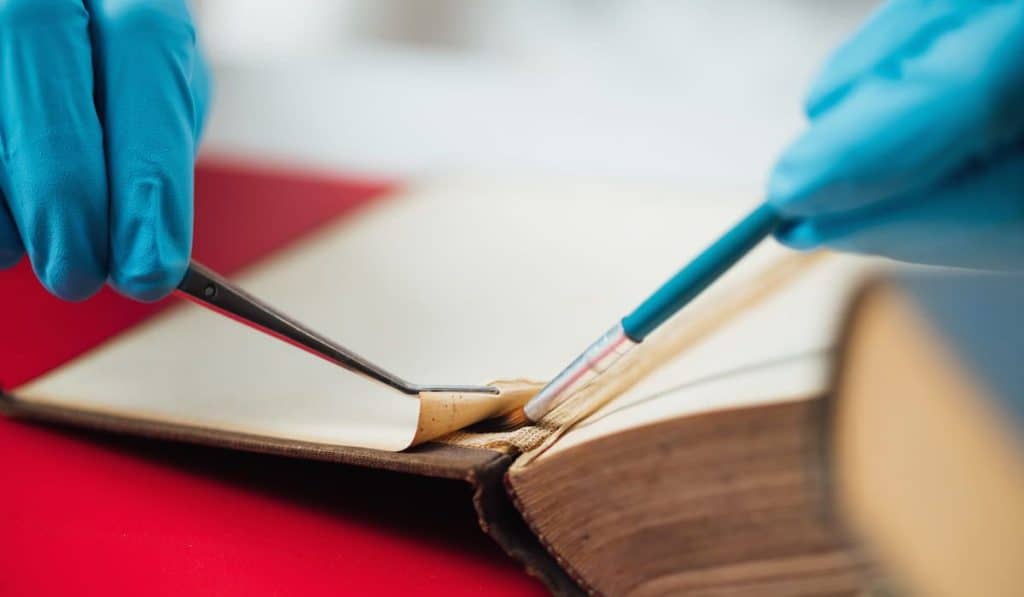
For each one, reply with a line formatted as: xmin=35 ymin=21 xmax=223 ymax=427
xmin=176 ymin=261 xmax=499 ymax=396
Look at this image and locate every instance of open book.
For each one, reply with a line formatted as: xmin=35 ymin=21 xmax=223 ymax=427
xmin=3 ymin=175 xmax=882 ymax=595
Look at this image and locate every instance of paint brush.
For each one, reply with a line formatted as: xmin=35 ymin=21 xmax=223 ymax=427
xmin=494 ymin=202 xmax=783 ymax=429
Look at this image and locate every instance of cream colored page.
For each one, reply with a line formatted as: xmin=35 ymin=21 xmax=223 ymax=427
xmin=15 ymin=179 xmax=747 ymax=451
xmin=540 ymin=253 xmax=890 ymax=458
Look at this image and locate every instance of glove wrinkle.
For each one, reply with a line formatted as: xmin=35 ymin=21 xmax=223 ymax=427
xmin=808 ymin=5 xmax=972 ymax=118
xmin=110 ymin=174 xmax=188 ymax=302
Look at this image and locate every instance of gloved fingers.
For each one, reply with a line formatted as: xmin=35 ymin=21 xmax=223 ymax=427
xmin=0 ymin=195 xmax=25 ymax=269
xmin=0 ymin=0 xmax=109 ymax=300
xmin=775 ymin=145 xmax=1024 ymax=272
xmin=769 ymin=1 xmax=1024 ymax=218
xmin=805 ymin=0 xmax=978 ymax=118
xmin=88 ymin=0 xmax=200 ymax=301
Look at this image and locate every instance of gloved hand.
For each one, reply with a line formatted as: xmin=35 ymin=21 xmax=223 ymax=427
xmin=0 ymin=0 xmax=210 ymax=301
xmin=768 ymin=0 xmax=1024 ymax=271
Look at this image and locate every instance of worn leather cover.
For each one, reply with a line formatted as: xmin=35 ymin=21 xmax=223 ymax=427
xmin=0 ymin=392 xmax=582 ymax=595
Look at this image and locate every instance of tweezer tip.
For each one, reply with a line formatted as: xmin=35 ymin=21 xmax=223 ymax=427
xmin=413 ymin=385 xmax=501 ymax=395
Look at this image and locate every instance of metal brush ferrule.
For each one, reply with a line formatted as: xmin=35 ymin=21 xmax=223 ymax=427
xmin=524 ymin=322 xmax=637 ymax=422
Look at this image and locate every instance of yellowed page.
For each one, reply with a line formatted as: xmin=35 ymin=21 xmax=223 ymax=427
xmin=14 ymin=178 xmax=750 ymax=451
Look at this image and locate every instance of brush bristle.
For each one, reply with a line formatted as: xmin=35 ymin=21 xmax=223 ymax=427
xmin=475 ymin=407 xmax=531 ymax=432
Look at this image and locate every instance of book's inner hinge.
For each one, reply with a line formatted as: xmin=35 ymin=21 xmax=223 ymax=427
xmin=438 ymin=251 xmax=829 ymax=466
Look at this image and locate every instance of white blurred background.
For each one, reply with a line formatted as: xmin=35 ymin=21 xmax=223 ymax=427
xmin=193 ymin=1 xmax=878 ymax=197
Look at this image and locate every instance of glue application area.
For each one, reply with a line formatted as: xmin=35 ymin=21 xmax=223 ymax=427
xmin=2 ymin=2 xmax=1023 ymax=596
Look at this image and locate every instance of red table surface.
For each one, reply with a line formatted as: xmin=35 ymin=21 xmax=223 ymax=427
xmin=0 ymin=159 xmax=545 ymax=596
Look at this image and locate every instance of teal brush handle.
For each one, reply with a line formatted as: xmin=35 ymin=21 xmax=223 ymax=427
xmin=621 ymin=203 xmax=782 ymax=341
xmin=524 ymin=202 xmax=783 ymax=423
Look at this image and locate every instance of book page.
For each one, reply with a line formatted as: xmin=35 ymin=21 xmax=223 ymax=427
xmin=536 ymin=253 xmax=887 ymax=459
xmin=14 ymin=179 xmax=751 ymax=451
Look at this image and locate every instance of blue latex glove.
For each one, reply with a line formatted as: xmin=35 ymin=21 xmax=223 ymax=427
xmin=0 ymin=0 xmax=210 ymax=301
xmin=768 ymin=0 xmax=1024 ymax=271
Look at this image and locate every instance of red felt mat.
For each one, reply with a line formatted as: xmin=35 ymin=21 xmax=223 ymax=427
xmin=0 ymin=159 xmax=544 ymax=596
